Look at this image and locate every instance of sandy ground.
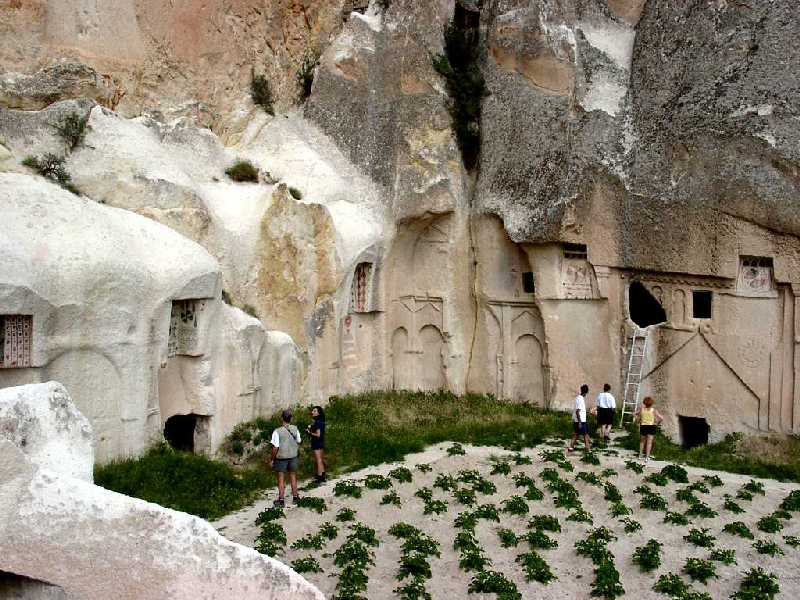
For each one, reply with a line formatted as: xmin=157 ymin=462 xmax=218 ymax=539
xmin=214 ymin=439 xmax=800 ymax=599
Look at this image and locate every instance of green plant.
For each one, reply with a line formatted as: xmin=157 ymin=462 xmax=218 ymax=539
xmin=688 ymin=481 xmax=710 ymax=494
xmin=577 ymin=471 xmax=603 ymax=486
xmin=633 ymin=484 xmax=652 ymax=495
xmin=676 ymin=487 xmax=700 ymax=504
xmin=632 ymin=539 xmax=663 ymax=572
xmin=742 ymin=480 xmax=766 ymax=495
xmin=601 ymin=468 xmax=618 ymax=478
xmin=516 ymin=551 xmax=557 ymax=584
xmin=525 ymin=529 xmax=558 ymax=549
xmin=683 ymin=528 xmax=715 ymax=548
xmin=753 ymin=540 xmax=783 ymax=556
xmin=334 ymin=479 xmax=362 ymax=498
xmin=431 ymin=18 xmax=488 ymax=171
xmin=255 ymin=521 xmax=286 ymax=556
xmin=472 ymin=478 xmax=497 ymax=495
xmin=394 ymin=579 xmax=431 ymax=600
xmin=348 ymin=523 xmax=379 ymax=547
xmin=529 ymin=515 xmax=561 ymax=533
xmin=225 ymin=159 xmax=259 ymax=182
xmin=423 ymin=498 xmax=448 ymax=515
xmin=397 ymin=552 xmax=432 ymax=580
xmin=620 ymin=517 xmax=641 ymax=533
xmin=685 ymin=501 xmax=718 ymax=519
xmin=53 ymin=111 xmax=89 ymax=151
xmin=288 ymin=186 xmax=302 ymax=200
xmin=389 ymin=466 xmax=413 ymax=483
xmin=524 ymin=485 xmax=545 ymax=501
xmin=781 ymin=489 xmax=800 ymax=511
xmin=474 ymin=503 xmax=499 ymax=522
xmin=336 ymin=507 xmax=356 ymax=522
xmin=454 ymin=510 xmax=477 ymax=531
xmin=296 ymin=496 xmax=326 ymax=514
xmin=737 ymin=489 xmax=754 ymax=501
xmin=591 ymin=560 xmax=625 ymax=599
xmin=364 ymin=473 xmax=392 ymax=490
xmin=723 ymin=495 xmax=745 ymax=514
xmin=581 ymin=451 xmax=601 ymax=466
xmin=453 ymin=487 xmax=476 ymax=506
xmin=683 ymin=558 xmax=717 ymax=584
xmin=645 ymin=472 xmax=669 ymax=486
xmin=723 ymin=521 xmax=754 ymax=539
xmin=501 ymin=495 xmax=529 ymax=516
xmin=381 ymin=490 xmax=401 ymax=506
xmin=784 ymin=535 xmax=800 ymax=548
xmin=291 ymin=556 xmax=322 ymax=573
xmin=416 ymin=463 xmax=433 ymax=473
xmin=296 ymin=51 xmax=319 ymax=101
xmin=497 ymin=527 xmax=519 ymax=548
xmin=490 ymin=460 xmax=512 ymax=476
xmin=731 ymin=567 xmax=779 ymax=600
xmin=603 ymin=482 xmax=623 ymax=502
xmin=320 ymin=521 xmax=338 ymax=540
xmin=250 ymin=72 xmax=275 ymax=114
xmin=663 ymin=511 xmax=690 ymax=526
xmin=610 ymin=501 xmax=631 ymax=517
xmin=709 ymin=548 xmax=736 ymax=565
xmin=640 ymin=491 xmax=668 ymax=511
xmin=468 ymin=570 xmax=521 ymax=599
xmin=513 ymin=473 xmax=534 ymax=488
xmin=458 ymin=548 xmax=490 ymax=572
xmin=567 ymin=508 xmax=594 ymax=524
xmin=513 ymin=452 xmax=533 ymax=465
xmin=291 ymin=533 xmax=324 ymax=550
xmin=21 ymin=153 xmax=79 ymax=194
xmin=255 ymin=506 xmax=284 ymax=525
xmin=433 ymin=473 xmax=458 ymax=491
xmin=771 ymin=508 xmax=791 ymax=520
xmin=661 ymin=464 xmax=689 ymax=483
xmin=625 ymin=459 xmax=645 ymax=474
xmin=653 ymin=572 xmax=689 ymax=597
xmin=757 ymin=514 xmax=783 ymax=533
xmin=702 ymin=474 xmax=723 ymax=487
xmin=414 ymin=487 xmax=433 ymax=502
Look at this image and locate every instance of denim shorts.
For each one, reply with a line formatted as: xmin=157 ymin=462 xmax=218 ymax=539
xmin=273 ymin=456 xmax=299 ymax=472
xmin=573 ymin=422 xmax=588 ymax=435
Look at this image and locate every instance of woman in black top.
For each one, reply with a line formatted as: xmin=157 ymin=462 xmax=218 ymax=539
xmin=307 ymin=406 xmax=326 ymax=483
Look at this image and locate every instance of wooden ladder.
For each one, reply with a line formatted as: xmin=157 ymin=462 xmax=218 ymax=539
xmin=619 ymin=328 xmax=648 ymax=426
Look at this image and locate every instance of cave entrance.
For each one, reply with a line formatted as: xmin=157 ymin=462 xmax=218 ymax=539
xmin=164 ymin=414 xmax=210 ymax=453
xmin=679 ymin=415 xmax=709 ymax=449
xmin=628 ymin=281 xmax=667 ymax=328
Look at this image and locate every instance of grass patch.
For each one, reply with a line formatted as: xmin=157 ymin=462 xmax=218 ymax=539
xmin=225 ymin=159 xmax=259 ymax=182
xmin=22 ymin=153 xmax=79 ymax=194
xmin=94 ymin=443 xmax=269 ymax=520
xmin=616 ymin=428 xmax=800 ymax=482
xmin=251 ymin=72 xmax=275 ymax=114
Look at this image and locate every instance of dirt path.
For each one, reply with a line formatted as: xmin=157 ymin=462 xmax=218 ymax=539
xmin=214 ymin=440 xmax=800 ymax=599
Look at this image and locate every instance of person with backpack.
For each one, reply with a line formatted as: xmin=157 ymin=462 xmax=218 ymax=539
xmin=270 ymin=409 xmax=301 ymax=507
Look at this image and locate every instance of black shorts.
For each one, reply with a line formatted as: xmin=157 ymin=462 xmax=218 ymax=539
xmin=573 ymin=422 xmax=588 ymax=435
xmin=640 ymin=425 xmax=657 ymax=436
xmin=597 ymin=407 xmax=615 ymax=425
xmin=311 ymin=440 xmax=325 ymax=451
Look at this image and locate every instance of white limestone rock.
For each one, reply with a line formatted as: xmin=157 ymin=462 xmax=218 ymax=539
xmin=0 ymin=382 xmax=93 ymax=482
xmin=0 ymin=383 xmax=323 ymax=600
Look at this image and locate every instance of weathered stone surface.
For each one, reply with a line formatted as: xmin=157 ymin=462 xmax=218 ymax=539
xmin=0 ymin=63 xmax=116 ymax=110
xmin=0 ymin=383 xmax=324 ymax=600
xmin=0 ymin=381 xmax=93 ymax=481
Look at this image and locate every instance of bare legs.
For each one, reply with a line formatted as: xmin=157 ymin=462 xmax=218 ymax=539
xmin=639 ymin=435 xmax=655 ymax=460
xmin=276 ymin=471 xmax=299 ymax=501
xmin=570 ymin=432 xmax=591 ymax=452
xmin=313 ymin=449 xmax=325 ymax=477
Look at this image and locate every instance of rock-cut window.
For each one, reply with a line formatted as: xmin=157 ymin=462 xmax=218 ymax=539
xmin=167 ymin=299 xmax=206 ymax=357
xmin=0 ymin=315 xmax=33 ymax=368
xmin=351 ymin=263 xmax=373 ymax=313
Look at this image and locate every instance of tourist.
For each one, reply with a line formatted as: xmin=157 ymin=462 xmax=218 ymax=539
xmin=270 ymin=409 xmax=302 ymax=507
xmin=307 ymin=405 xmax=326 ymax=483
xmin=568 ymin=384 xmax=591 ymax=452
xmin=595 ymin=383 xmax=616 ymax=442
xmin=634 ymin=396 xmax=664 ymax=463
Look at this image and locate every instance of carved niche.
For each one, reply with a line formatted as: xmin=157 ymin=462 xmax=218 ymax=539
xmin=737 ymin=256 xmax=776 ymax=298
xmin=167 ymin=299 xmax=207 ymax=357
xmin=0 ymin=315 xmax=32 ymax=368
xmin=390 ymin=296 xmax=446 ymax=392
xmin=560 ymin=244 xmax=594 ymax=299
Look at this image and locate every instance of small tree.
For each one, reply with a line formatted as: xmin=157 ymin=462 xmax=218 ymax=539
xmin=251 ymin=72 xmax=275 ymax=115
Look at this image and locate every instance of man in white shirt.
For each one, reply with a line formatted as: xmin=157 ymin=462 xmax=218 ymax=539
xmin=568 ymin=384 xmax=591 ymax=452
xmin=270 ymin=409 xmax=302 ymax=507
xmin=594 ymin=383 xmax=617 ymax=442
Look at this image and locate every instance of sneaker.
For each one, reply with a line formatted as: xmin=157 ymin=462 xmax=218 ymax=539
xmin=273 ymin=498 xmax=285 ymax=508
xmin=644 ymin=457 xmax=650 ymax=464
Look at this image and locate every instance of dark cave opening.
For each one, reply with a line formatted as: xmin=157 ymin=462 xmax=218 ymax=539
xmin=679 ymin=415 xmax=710 ymax=449
xmin=164 ymin=414 xmax=199 ymax=453
xmin=628 ymin=281 xmax=667 ymax=328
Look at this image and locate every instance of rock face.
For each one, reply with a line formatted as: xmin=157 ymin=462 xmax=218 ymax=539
xmin=0 ymin=173 xmax=301 ymax=461
xmin=0 ymin=382 xmax=324 ymax=600
xmin=1 ymin=0 xmax=800 ymax=454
